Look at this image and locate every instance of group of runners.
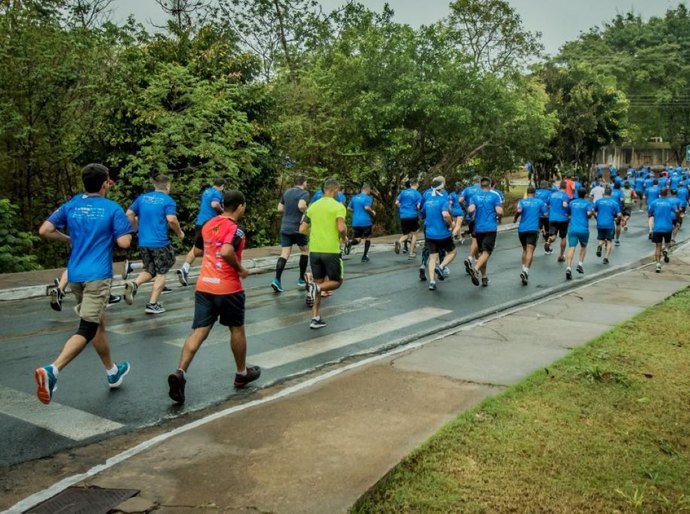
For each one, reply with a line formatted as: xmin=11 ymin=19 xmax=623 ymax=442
xmin=33 ymin=163 xmax=687 ymax=407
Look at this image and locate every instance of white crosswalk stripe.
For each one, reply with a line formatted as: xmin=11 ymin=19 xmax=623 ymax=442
xmin=0 ymin=385 xmax=123 ymax=441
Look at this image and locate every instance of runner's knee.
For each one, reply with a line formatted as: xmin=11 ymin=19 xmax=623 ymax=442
xmin=76 ymin=319 xmax=99 ymax=342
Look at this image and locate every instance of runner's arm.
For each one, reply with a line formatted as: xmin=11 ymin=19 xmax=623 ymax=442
xmin=116 ymin=234 xmax=132 ymax=249
xmin=220 ymin=243 xmax=248 ymax=278
xmin=299 ymin=214 xmax=310 ymax=235
xmin=298 ymin=199 xmax=308 ymax=213
xmin=38 ymin=220 xmax=70 ymax=245
xmin=126 ymin=209 xmax=139 ymax=232
xmin=211 ymin=200 xmax=223 ymax=214
xmin=337 ymin=216 xmax=348 ymax=244
xmin=166 ymin=215 xmax=185 ymax=239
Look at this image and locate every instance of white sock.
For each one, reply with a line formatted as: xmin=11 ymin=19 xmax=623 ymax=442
xmin=578 ymin=261 xmax=583 ymax=267
xmin=237 ymin=368 xmax=247 ymax=376
xmin=522 ymin=266 xmax=529 ymax=273
xmin=178 ymin=368 xmax=186 ymax=379
xmin=49 ymin=364 xmax=59 ymax=377
xmin=106 ymin=364 xmax=118 ymax=376
xmin=131 ymin=262 xmax=143 ymax=270
xmin=181 ymin=262 xmax=190 ymax=273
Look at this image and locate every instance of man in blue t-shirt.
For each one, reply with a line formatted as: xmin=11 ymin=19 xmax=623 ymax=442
xmin=535 ymin=180 xmax=552 ymax=240
xmin=514 ymin=186 xmax=547 ymax=286
xmin=422 ymin=179 xmax=457 ymax=291
xmin=634 ymin=172 xmax=646 ymax=211
xmin=645 ymin=178 xmax=661 ymax=238
xmin=35 ymin=164 xmax=134 ymax=405
xmin=177 ymin=177 xmax=226 ymax=286
xmin=545 ymin=181 xmax=571 ymax=262
xmin=649 ymin=188 xmax=678 ymax=272
xmin=125 ymin=174 xmax=185 ymax=314
xmin=593 ymin=187 xmax=622 ymax=265
xmin=459 ymin=176 xmax=482 ymax=275
xmin=669 ymin=189 xmax=683 ymax=242
xmin=565 ymin=188 xmax=595 ymax=280
xmin=347 ymin=184 xmax=376 ymax=262
xmin=449 ymin=182 xmax=466 ymax=242
xmin=466 ymin=177 xmax=503 ymax=287
xmin=395 ymin=179 xmax=422 ymax=259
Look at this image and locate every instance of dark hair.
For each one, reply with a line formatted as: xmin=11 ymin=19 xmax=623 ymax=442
xmin=527 ymin=186 xmax=536 ymax=194
xmin=480 ymin=177 xmax=491 ymax=185
xmin=578 ymin=187 xmax=587 ymax=198
xmin=671 ymin=189 xmax=678 ymax=195
xmin=653 ymin=179 xmax=658 ymax=185
xmin=214 ymin=177 xmax=227 ymax=187
xmin=559 ymin=181 xmax=567 ymax=190
xmin=660 ymin=188 xmax=669 ymax=197
xmin=293 ymin=174 xmax=307 ymax=186
xmin=223 ymin=190 xmax=245 ymax=211
xmin=604 ymin=186 xmax=612 ymax=196
xmin=323 ymin=178 xmax=339 ymax=192
xmin=361 ymin=183 xmax=370 ymax=191
xmin=154 ymin=174 xmax=170 ymax=189
xmin=614 ymin=182 xmax=621 ymax=189
xmin=82 ymin=163 xmax=109 ymax=193
xmin=540 ymin=180 xmax=549 ymax=189
xmin=404 ymin=179 xmax=412 ymax=188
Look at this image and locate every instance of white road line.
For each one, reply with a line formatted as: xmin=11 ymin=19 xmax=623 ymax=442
xmin=162 ymin=297 xmax=387 ymax=348
xmin=252 ymin=307 xmax=453 ymax=369
xmin=0 ymin=386 xmax=123 ymax=441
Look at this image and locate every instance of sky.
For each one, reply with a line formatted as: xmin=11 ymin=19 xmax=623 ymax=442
xmin=112 ymin=0 xmax=684 ymax=56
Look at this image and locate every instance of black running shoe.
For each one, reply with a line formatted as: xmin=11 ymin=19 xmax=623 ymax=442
xmin=663 ymin=249 xmax=669 ymax=263
xmin=481 ymin=277 xmax=489 ymax=287
xmin=520 ymin=271 xmax=528 ymax=286
xmin=234 ymin=365 xmax=261 ymax=388
xmin=603 ymin=257 xmax=609 ymax=265
xmin=435 ymin=265 xmax=446 ymax=281
xmin=344 ymin=241 xmax=352 ymax=255
xmin=50 ymin=288 xmax=64 ymax=312
xmin=361 ymin=255 xmax=370 ymax=263
xmin=176 ymin=268 xmax=189 ymax=286
xmin=419 ymin=268 xmax=427 ymax=282
xmin=428 ymin=281 xmax=437 ymax=291
xmin=596 ymin=246 xmax=602 ymax=258
xmin=464 ymin=258 xmax=472 ymax=275
xmin=566 ymin=268 xmax=572 ymax=281
xmin=576 ymin=264 xmax=584 ymax=274
xmin=557 ymin=255 xmax=565 ymax=263
xmin=469 ymin=267 xmax=480 ymax=286
xmin=108 ymin=294 xmax=122 ymax=305
xmin=394 ymin=241 xmax=401 ymax=254
xmin=310 ymin=317 xmax=326 ymax=329
xmin=123 ymin=281 xmax=137 ymax=305
xmin=168 ymin=370 xmax=186 ymax=404
xmin=162 ymin=286 xmax=173 ymax=294
xmin=306 ymin=281 xmax=319 ymax=308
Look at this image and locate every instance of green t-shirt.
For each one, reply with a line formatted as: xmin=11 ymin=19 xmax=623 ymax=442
xmin=305 ymin=196 xmax=346 ymax=253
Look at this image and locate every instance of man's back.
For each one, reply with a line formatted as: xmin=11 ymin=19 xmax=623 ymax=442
xmin=196 ymin=187 xmax=223 ymax=226
xmin=307 ymin=197 xmax=346 ymax=254
xmin=130 ymin=191 xmax=176 ymax=247
xmin=280 ymin=186 xmax=310 ymax=233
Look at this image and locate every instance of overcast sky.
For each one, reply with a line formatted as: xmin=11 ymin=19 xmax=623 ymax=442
xmin=112 ymin=0 xmax=684 ymax=55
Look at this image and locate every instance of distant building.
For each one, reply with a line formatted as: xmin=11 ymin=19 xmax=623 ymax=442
xmin=597 ymin=139 xmax=681 ymax=169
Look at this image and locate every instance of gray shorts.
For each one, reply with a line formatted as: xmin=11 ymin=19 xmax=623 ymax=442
xmin=70 ymin=279 xmax=112 ymax=323
xmin=140 ymin=245 xmax=176 ymax=276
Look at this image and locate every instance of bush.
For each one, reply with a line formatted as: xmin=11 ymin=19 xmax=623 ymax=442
xmin=0 ymin=199 xmax=42 ymax=273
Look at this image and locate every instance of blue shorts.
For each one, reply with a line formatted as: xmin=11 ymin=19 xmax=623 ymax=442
xmin=568 ymin=232 xmax=589 ymax=247
xmin=597 ymin=228 xmax=615 ymax=241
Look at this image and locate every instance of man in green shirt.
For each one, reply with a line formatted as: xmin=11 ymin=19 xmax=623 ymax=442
xmin=300 ymin=178 xmax=348 ymax=329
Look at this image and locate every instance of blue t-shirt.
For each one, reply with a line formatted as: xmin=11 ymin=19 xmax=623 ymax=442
xmin=634 ymin=177 xmax=645 ymax=192
xmin=611 ymin=189 xmax=624 ymax=207
xmin=449 ymin=192 xmax=465 ymax=217
xmin=128 ymin=191 xmax=177 ymax=248
xmin=649 ymin=199 xmax=675 ymax=233
xmin=48 ymin=194 xmax=133 ymax=283
xmin=671 ymin=175 xmax=681 ymax=189
xmin=470 ymin=190 xmax=502 ymax=233
xmin=349 ymin=193 xmax=373 ymax=227
xmin=312 ymin=190 xmax=346 ymax=205
xmin=548 ymin=191 xmax=570 ymax=222
xmin=422 ymin=194 xmax=451 ymax=240
xmin=460 ymin=185 xmax=480 ymax=220
xmin=647 ymin=186 xmax=660 ymax=204
xmin=535 ymin=188 xmax=551 ymax=205
xmin=659 ymin=177 xmax=668 ymax=189
xmin=669 ymin=197 xmax=682 ymax=219
xmin=195 ymin=187 xmax=224 ymax=226
xmin=569 ymin=198 xmax=594 ymax=233
xmin=594 ymin=197 xmax=621 ymax=229
xmin=677 ymin=186 xmax=689 ymax=207
xmin=517 ymin=197 xmax=547 ymax=233
xmin=397 ymin=188 xmax=422 ymax=219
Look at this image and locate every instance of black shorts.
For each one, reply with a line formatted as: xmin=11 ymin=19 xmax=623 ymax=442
xmin=518 ymin=231 xmax=539 ymax=248
xmin=280 ymin=231 xmax=308 ymax=248
xmin=476 ymin=232 xmax=497 ymax=254
xmin=310 ymin=252 xmax=343 ymax=282
xmin=400 ymin=218 xmax=419 ymax=235
xmin=549 ymin=221 xmax=569 ymax=239
xmin=140 ymin=245 xmax=176 ymax=276
xmin=622 ymin=208 xmax=632 ymax=217
xmin=467 ymin=220 xmax=475 ymax=236
xmin=652 ymin=232 xmax=672 ymax=244
xmin=193 ymin=224 xmax=204 ymax=245
xmin=426 ymin=237 xmax=455 ymax=255
xmin=353 ymin=226 xmax=372 ymax=239
xmin=192 ymin=291 xmax=245 ymax=329
xmin=539 ymin=218 xmax=549 ymax=232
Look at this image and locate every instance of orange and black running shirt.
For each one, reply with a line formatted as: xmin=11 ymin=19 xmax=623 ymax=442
xmin=194 ymin=215 xmax=246 ymax=295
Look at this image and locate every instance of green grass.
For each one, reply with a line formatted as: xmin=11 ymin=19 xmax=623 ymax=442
xmin=353 ymin=289 xmax=690 ymax=513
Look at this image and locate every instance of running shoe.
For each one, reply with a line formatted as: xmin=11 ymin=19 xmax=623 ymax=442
xmin=310 ymin=317 xmax=327 ymax=329
xmin=176 ymin=268 xmax=189 ymax=286
xmin=428 ymin=281 xmax=437 ymax=291
xmin=162 ymin=286 xmax=173 ymax=294
xmin=50 ymin=287 xmax=64 ymax=312
xmin=361 ymin=255 xmax=370 ymax=263
xmin=234 ymin=365 xmax=261 ymax=388
xmin=402 ymin=244 xmax=408 ymax=254
xmin=145 ymin=302 xmax=166 ymax=314
xmin=419 ymin=268 xmax=426 ymax=282
xmin=520 ymin=271 xmax=528 ymax=286
xmin=108 ymin=362 xmax=130 ymax=389
xmin=168 ymin=370 xmax=186 ymax=404
xmin=603 ymin=257 xmax=609 ymax=265
xmin=663 ymin=249 xmax=669 ymax=263
xmin=481 ymin=277 xmax=489 ymax=287
xmin=656 ymin=263 xmax=662 ymax=273
xmin=464 ymin=258 xmax=472 ymax=275
xmin=306 ymin=280 xmax=319 ymax=308
xmin=648 ymin=232 xmax=653 ymax=241
xmin=544 ymin=243 xmax=553 ymax=255
xmin=297 ymin=277 xmax=307 ymax=289
xmin=123 ymin=281 xmax=137 ymax=305
xmin=394 ymin=241 xmax=401 ymax=254
xmin=344 ymin=241 xmax=352 ymax=255
xmin=614 ymin=240 xmax=621 ymax=247
xmin=565 ymin=268 xmax=572 ymax=280
xmin=122 ymin=259 xmax=131 ymax=280
xmin=435 ymin=265 xmax=446 ymax=281
xmin=576 ymin=264 xmax=584 ymax=274
xmin=469 ymin=267 xmax=480 ymax=286
xmin=596 ymin=246 xmax=602 ymax=258
xmin=34 ymin=366 xmax=57 ymax=404
xmin=271 ymin=278 xmax=284 ymax=293
xmin=108 ymin=294 xmax=122 ymax=305
xmin=624 ymin=225 xmax=628 ymax=232
xmin=557 ymin=255 xmax=565 ymax=263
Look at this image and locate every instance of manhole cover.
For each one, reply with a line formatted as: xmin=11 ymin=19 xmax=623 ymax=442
xmin=25 ymin=486 xmax=139 ymax=514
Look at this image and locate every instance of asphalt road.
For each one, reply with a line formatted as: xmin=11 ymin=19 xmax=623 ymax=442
xmin=0 ymin=214 xmax=672 ymax=466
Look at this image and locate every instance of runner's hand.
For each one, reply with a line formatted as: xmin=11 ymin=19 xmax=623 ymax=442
xmin=239 ymin=267 xmax=249 ymax=279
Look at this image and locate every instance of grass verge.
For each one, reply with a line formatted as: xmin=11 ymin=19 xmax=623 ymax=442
xmin=353 ymin=288 xmax=690 ymax=513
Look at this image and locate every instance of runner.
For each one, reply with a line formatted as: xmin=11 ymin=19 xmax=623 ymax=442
xmin=466 ymin=177 xmax=503 ymax=287
xmin=514 ymin=186 xmax=548 ymax=285
xmin=34 ymin=164 xmax=133 ymax=405
xmin=167 ymin=190 xmax=261 ymax=404
xmin=535 ymin=180 xmax=552 ymax=242
xmin=565 ymin=188 xmax=595 ymax=280
xmin=300 ymin=178 xmax=348 ymax=329
xmin=271 ymin=174 xmax=310 ymax=293
xmin=460 ymin=176 xmax=482 ymax=275
xmin=422 ymin=178 xmax=457 ymax=291
xmin=448 ymin=181 xmax=466 ymax=243
xmin=590 ymin=180 xmax=605 ymax=203
xmin=620 ymin=180 xmax=635 ymax=236
xmin=634 ymin=170 xmax=646 ymax=211
xmin=593 ymin=186 xmax=622 ymax=265
xmin=648 ymin=188 xmax=677 ymax=273
xmin=347 ymin=184 xmax=375 ymax=262
xmin=124 ymin=175 xmax=184 ymax=314
xmin=669 ymin=189 xmax=683 ymax=243
xmin=176 ymin=178 xmax=226 ymax=286
xmin=419 ymin=177 xmax=449 ymax=281
xmin=50 ymin=271 xmax=122 ymax=311
xmin=611 ymin=182 xmax=625 ymax=246
xmin=645 ymin=178 xmax=661 ymax=238
xmin=545 ymin=181 xmax=571 ymax=262
xmin=395 ymin=178 xmax=422 ymax=259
